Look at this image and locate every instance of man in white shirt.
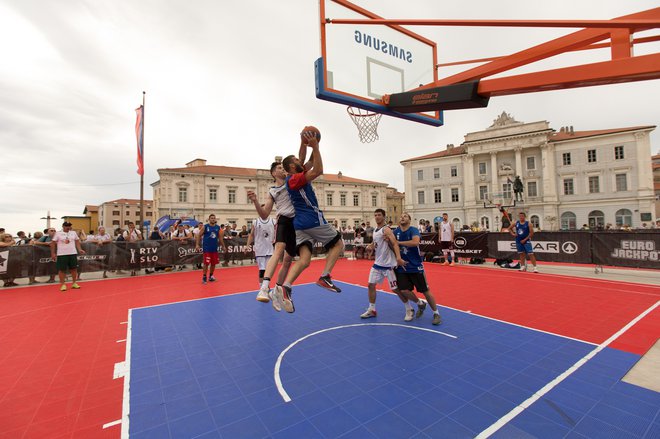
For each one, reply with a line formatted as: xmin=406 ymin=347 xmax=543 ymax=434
xmin=87 ymin=227 xmax=113 ymax=278
xmin=50 ymin=222 xmax=86 ymax=292
xmin=171 ymin=224 xmax=192 ymax=270
xmin=247 ymin=216 xmax=276 ymax=288
xmin=123 ymin=222 xmax=142 ymax=242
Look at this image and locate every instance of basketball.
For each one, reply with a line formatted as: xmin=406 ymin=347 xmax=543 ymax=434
xmin=301 ymin=125 xmax=321 ymax=144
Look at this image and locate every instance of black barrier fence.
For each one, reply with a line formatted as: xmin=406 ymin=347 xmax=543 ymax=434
xmin=1 ymin=231 xmax=658 ymax=279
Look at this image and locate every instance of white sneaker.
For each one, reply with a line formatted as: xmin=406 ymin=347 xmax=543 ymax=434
xmin=268 ymin=290 xmax=281 ymax=312
xmin=533 ymin=266 xmax=539 ymax=273
xmin=519 ymin=266 xmax=527 ymax=272
xmin=360 ymin=308 xmax=377 ymax=319
xmin=404 ymin=308 xmax=414 ymax=322
xmin=256 ymin=287 xmax=270 ymax=303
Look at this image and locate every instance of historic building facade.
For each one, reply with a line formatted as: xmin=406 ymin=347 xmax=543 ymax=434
xmin=98 ymin=199 xmax=155 ymax=231
xmin=152 ymin=159 xmax=389 ymax=229
xmin=401 ymin=112 xmax=655 ymax=230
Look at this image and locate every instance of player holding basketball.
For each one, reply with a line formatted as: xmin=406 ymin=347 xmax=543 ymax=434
xmin=273 ymin=128 xmax=344 ymax=313
xmin=247 ymin=215 xmax=276 ymax=291
xmin=394 ymin=213 xmax=441 ymax=325
xmin=359 ymin=208 xmax=409 ymax=320
xmin=508 ymin=211 xmax=538 ymax=272
xmin=195 ymin=214 xmax=227 ymax=283
xmin=440 ymin=212 xmax=455 ymax=266
xmin=247 ymin=161 xmax=296 ymax=310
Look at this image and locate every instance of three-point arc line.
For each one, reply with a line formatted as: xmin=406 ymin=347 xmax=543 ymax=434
xmin=273 ymin=323 xmax=458 ymax=402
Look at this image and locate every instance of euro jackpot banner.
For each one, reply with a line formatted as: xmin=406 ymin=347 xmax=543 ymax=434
xmin=592 ymin=232 xmax=660 ymax=269
xmin=487 ymin=232 xmax=592 ymax=263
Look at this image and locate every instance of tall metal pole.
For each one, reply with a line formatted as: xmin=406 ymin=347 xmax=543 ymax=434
xmin=140 ymin=91 xmax=145 ymax=236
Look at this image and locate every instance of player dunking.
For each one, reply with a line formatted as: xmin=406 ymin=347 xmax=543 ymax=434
xmin=273 ymin=129 xmax=344 ymax=313
xmin=395 ymin=213 xmax=441 ymax=325
xmin=247 ymin=161 xmax=296 ymax=311
xmin=359 ymin=209 xmax=411 ymax=320
xmin=195 ymin=214 xmax=227 ymax=283
xmin=247 ymin=215 xmax=276 ymax=290
xmin=440 ymin=213 xmax=455 ymax=266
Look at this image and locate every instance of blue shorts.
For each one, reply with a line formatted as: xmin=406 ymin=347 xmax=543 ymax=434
xmin=516 ymin=240 xmax=533 ymax=254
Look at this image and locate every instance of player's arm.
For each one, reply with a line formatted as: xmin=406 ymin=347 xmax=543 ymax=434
xmin=507 ymin=222 xmax=516 ymax=236
xmin=248 ymin=190 xmax=274 ymax=219
xmin=525 ymin=226 xmax=534 ymax=242
xmin=75 ymin=235 xmax=86 ymax=254
xmin=303 ymin=135 xmax=323 ymax=182
xmin=397 ymin=229 xmax=421 ymax=247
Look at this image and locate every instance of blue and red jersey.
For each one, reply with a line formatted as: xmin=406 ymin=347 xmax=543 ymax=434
xmin=286 ymin=173 xmax=327 ymax=230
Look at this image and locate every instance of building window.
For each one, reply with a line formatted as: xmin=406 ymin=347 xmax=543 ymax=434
xmin=526 ymin=156 xmax=536 ymax=170
xmin=451 ymin=166 xmax=457 ymax=177
xmin=527 ymin=181 xmax=538 ymax=197
xmin=417 ymin=169 xmax=424 ymax=181
xmin=341 ymin=219 xmax=347 ymax=228
xmin=587 ymin=149 xmax=597 ymax=163
xmin=124 ymin=220 xmax=130 ymax=225
xmin=562 ymin=152 xmax=571 ymax=166
xmin=530 ymin=215 xmax=540 ymax=229
xmin=353 ymin=194 xmax=359 ymax=206
xmin=614 ymin=145 xmax=624 ymax=160
xmin=563 ymin=179 xmax=574 ymax=195
xmin=209 ymin=188 xmax=217 ymax=201
xmin=146 ymin=212 xmax=152 ymax=217
xmin=327 ymin=193 xmax=333 ymax=206
xmin=588 ymin=210 xmax=605 ymax=228
xmin=478 ymin=162 xmax=487 ymax=175
xmin=340 ymin=193 xmax=346 ymax=206
xmin=502 ymin=183 xmax=512 ymax=200
xmin=112 ymin=210 xmax=120 ymax=216
xmin=433 ymin=168 xmax=440 ymax=179
xmin=371 ymin=194 xmax=377 ymax=207
xmin=615 ymin=209 xmax=632 ymax=227
xmin=354 ymin=220 xmax=360 ymax=228
xmin=112 ymin=220 xmax=120 ymax=226
xmin=480 ymin=216 xmax=490 ymax=230
xmin=434 ymin=189 xmax=442 ymax=203
xmin=452 ymin=218 xmax=461 ymax=229
xmin=479 ymin=185 xmax=488 ymax=200
xmin=228 ymin=188 xmax=236 ymax=204
xmin=451 ymin=188 xmax=459 ymax=203
xmin=615 ymin=174 xmax=627 ymax=192
xmin=417 ymin=191 xmax=425 ymax=204
xmin=178 ymin=187 xmax=187 ymax=203
xmin=126 ymin=211 xmax=131 ymax=216
xmin=588 ymin=176 xmax=600 ymax=193
xmin=560 ymin=212 xmax=576 ymax=230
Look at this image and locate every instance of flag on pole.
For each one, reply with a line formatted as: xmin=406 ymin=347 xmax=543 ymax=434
xmin=135 ymin=105 xmax=144 ymax=176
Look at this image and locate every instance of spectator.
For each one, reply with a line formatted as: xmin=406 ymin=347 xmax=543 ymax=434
xmin=115 ymin=228 xmax=125 ymax=241
xmin=123 ymin=222 xmax=142 ymax=276
xmin=87 ymin=227 xmax=113 ymax=278
xmin=192 ymin=223 xmax=204 ymax=269
xmin=355 ymin=223 xmax=365 ymax=239
xmin=364 ymin=221 xmax=374 ymax=244
xmin=15 ymin=231 xmax=30 ymax=245
xmin=238 ymin=225 xmax=249 ymax=238
xmin=222 ymin=224 xmax=235 ymax=266
xmin=1 ymin=233 xmax=17 ymax=287
xmin=230 ymin=223 xmax=238 ymax=237
xmin=640 ymin=223 xmax=648 ymax=229
xmin=171 ymin=224 xmax=192 ymax=270
xmin=33 ymin=228 xmax=56 ymax=283
xmin=580 ymin=224 xmax=590 ymax=231
xmin=50 ymin=222 xmax=86 ymax=292
xmin=149 ymin=226 xmax=164 ymax=240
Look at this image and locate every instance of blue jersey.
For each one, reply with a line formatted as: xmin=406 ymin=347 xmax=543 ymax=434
xmin=515 ymin=221 xmax=530 ymax=242
xmin=202 ymin=224 xmax=221 ymax=252
xmin=393 ymin=226 xmax=424 ymax=273
xmin=286 ymin=173 xmax=327 ymax=230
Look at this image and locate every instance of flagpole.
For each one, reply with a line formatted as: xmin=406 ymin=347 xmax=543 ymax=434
xmin=140 ymin=91 xmax=145 ymax=237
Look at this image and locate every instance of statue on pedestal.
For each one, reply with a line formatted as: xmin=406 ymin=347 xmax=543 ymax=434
xmin=513 ymin=176 xmax=524 ymax=202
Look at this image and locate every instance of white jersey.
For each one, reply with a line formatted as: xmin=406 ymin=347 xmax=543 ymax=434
xmin=440 ymin=221 xmax=453 ymax=242
xmin=373 ymin=226 xmax=397 ymax=268
xmin=269 ymin=184 xmax=295 ymax=218
xmin=253 ymin=218 xmax=275 ymax=257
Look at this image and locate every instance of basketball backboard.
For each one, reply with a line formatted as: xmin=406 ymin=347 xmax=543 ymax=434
xmin=316 ymin=0 xmax=443 ymax=126
xmin=483 ymin=191 xmax=516 ymax=209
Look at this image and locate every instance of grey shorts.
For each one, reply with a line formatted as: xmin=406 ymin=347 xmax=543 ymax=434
xmin=296 ymin=224 xmax=342 ymax=253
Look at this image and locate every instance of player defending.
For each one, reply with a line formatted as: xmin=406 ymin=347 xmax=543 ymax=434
xmin=359 ymin=209 xmax=409 ymax=319
xmin=247 ymin=161 xmax=296 ymax=310
xmin=394 ymin=213 xmax=442 ymax=325
xmin=247 ymin=216 xmax=276 ymax=291
xmin=195 ymin=214 xmax=227 ymax=283
xmin=439 ymin=213 xmax=455 ymax=266
xmin=274 ymin=129 xmax=344 ymax=313
xmin=508 ymin=211 xmax=538 ymax=272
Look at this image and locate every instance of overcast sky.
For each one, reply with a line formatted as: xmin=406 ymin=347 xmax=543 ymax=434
xmin=1 ymin=0 xmax=658 ymax=234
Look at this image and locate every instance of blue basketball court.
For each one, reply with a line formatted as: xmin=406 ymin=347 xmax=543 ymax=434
xmin=124 ymin=281 xmax=660 ymax=439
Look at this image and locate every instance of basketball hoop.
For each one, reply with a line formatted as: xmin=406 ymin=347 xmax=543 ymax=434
xmin=347 ymin=106 xmax=382 ymax=143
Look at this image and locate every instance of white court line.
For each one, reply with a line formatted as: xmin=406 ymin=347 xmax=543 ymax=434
xmin=274 ymin=323 xmax=457 ymax=403
xmin=116 ymin=339 xmax=126 ymax=343
xmin=102 ymin=419 xmax=121 ymax=429
xmin=475 ymin=299 xmax=660 ymax=439
xmin=336 ymin=280 xmax=598 ymax=346
xmin=120 ymin=321 xmax=127 ymax=324
xmin=119 ymin=309 xmax=133 ymax=439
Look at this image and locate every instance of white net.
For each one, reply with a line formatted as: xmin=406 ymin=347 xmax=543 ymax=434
xmin=347 ymin=107 xmax=382 ymax=143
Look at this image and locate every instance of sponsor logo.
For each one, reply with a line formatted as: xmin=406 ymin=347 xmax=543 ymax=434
xmin=498 ymin=240 xmax=579 ymax=254
xmin=0 ymin=251 xmax=8 ymax=274
xmin=132 ymin=246 xmax=159 ymax=263
xmin=562 ymin=241 xmax=578 ymax=254
xmin=610 ymin=240 xmax=659 ymax=261
xmin=354 ymin=30 xmax=413 ymax=63
xmin=453 ymin=237 xmax=467 ymax=249
xmin=178 ymin=247 xmax=203 ymax=258
xmin=77 ymin=255 xmax=107 ymax=261
xmin=420 ymin=240 xmax=436 ymax=246
xmin=39 ymin=257 xmax=56 ymax=264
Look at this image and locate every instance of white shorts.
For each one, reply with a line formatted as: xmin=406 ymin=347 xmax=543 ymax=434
xmin=256 ymin=255 xmax=271 ymax=270
xmin=368 ymin=267 xmax=397 ymax=289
